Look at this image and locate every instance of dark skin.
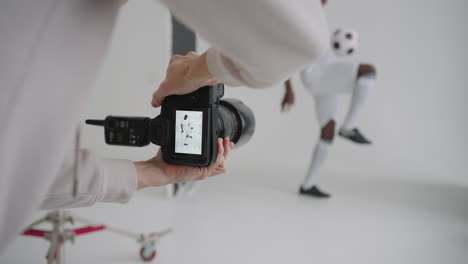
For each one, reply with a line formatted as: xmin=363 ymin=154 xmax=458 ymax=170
xmin=281 ymin=0 xmax=376 ymax=141
xmin=358 ymin=64 xmax=376 ymax=77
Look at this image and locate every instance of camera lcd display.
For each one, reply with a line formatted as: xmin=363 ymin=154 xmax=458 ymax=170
xmin=175 ymin=110 xmax=203 ymax=155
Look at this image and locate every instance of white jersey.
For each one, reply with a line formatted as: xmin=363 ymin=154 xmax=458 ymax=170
xmin=300 ymin=50 xmax=359 ymax=95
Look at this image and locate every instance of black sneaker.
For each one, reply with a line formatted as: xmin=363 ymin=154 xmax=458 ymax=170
xmin=338 ymin=128 xmax=372 ymax=144
xmin=299 ymin=185 xmax=331 ymax=198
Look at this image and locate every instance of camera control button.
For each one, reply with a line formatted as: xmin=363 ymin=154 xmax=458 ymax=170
xmin=155 ymin=127 xmax=164 ymax=138
xmin=106 ymin=119 xmax=116 ymax=129
xmin=189 ymin=94 xmax=198 ymax=104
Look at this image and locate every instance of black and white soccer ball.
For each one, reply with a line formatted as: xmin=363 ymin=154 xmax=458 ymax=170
xmin=331 ymin=28 xmax=359 ymax=57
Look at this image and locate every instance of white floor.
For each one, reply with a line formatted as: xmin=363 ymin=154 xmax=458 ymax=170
xmin=2 ymin=166 xmax=467 ymax=264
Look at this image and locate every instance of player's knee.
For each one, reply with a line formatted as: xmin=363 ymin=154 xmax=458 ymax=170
xmin=358 ymin=64 xmax=376 ymax=77
xmin=320 ymin=120 xmax=335 ymax=142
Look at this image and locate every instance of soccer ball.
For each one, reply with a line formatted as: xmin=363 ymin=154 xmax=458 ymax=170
xmin=331 ymin=28 xmax=359 ymax=57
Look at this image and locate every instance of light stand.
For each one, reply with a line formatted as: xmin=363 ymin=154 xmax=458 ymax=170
xmin=22 ymin=210 xmax=172 ymax=264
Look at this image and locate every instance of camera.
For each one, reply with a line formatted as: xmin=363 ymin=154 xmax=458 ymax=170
xmin=86 ymin=84 xmax=255 ymax=166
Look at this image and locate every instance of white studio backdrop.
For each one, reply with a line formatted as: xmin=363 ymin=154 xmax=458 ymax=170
xmin=81 ymin=0 xmax=468 ymax=189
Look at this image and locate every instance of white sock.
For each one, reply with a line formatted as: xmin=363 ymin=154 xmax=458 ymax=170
xmin=166 ymin=184 xmax=175 ymax=198
xmin=302 ymin=140 xmax=331 ymax=189
xmin=341 ymin=75 xmax=376 ymax=131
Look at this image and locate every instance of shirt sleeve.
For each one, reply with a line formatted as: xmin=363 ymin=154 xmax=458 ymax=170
xmin=161 ymin=0 xmax=329 ymax=87
xmin=40 ymin=149 xmax=137 ymax=210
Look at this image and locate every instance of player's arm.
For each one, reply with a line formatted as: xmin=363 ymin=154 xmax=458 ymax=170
xmin=281 ymin=79 xmax=295 ymax=112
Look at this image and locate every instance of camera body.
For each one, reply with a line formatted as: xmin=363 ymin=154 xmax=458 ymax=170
xmin=89 ymin=83 xmax=254 ymax=167
xmin=152 ymin=83 xmax=224 ymax=166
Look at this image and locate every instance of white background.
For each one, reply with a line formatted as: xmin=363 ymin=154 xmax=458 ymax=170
xmin=2 ymin=0 xmax=467 ymax=263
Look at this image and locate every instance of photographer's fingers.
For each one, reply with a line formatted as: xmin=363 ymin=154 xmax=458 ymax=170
xmin=152 ymin=54 xmax=194 ymax=108
xmin=214 ymin=137 xmax=226 ymax=167
xmin=219 ymin=138 xmax=233 ymax=173
xmin=202 ymin=138 xmax=225 ymax=178
xmin=209 ymin=138 xmax=233 ymax=176
xmin=152 ymin=52 xmax=218 ymax=108
xmin=169 ymin=54 xmax=184 ymax=65
xmin=223 ymin=137 xmax=230 ymax=160
xmin=186 ymin=51 xmax=198 ymax=57
xmin=151 ymin=82 xmax=167 ymax=107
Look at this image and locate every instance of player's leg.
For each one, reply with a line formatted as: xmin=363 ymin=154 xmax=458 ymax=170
xmin=300 ymin=95 xmax=339 ymax=198
xmin=339 ymin=64 xmax=376 ymax=144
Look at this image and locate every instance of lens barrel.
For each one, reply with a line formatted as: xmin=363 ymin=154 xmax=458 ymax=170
xmin=217 ymin=99 xmax=255 ymax=148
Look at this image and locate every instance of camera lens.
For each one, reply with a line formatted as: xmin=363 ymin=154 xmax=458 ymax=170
xmin=217 ymin=98 xmax=255 ymax=148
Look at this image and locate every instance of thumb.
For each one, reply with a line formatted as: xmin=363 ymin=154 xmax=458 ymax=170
xmin=152 ymin=82 xmax=168 ymax=108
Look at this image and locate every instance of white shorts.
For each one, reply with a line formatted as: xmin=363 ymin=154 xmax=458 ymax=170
xmin=300 ymin=60 xmax=359 ymax=96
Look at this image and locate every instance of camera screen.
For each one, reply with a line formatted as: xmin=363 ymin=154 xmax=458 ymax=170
xmin=175 ymin=110 xmax=203 ymax=155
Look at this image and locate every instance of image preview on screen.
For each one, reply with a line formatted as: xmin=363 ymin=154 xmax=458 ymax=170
xmin=175 ymin=110 xmax=203 ymax=155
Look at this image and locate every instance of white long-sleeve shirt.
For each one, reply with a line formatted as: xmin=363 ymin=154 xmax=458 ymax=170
xmin=164 ymin=0 xmax=329 ymax=87
xmin=0 ymin=0 xmax=328 ymax=253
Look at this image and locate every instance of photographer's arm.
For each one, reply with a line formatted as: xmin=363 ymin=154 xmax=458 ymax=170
xmin=41 ymin=150 xmax=137 ymax=209
xmin=41 ymin=138 xmax=232 ymax=209
xmin=152 ymin=0 xmax=329 ymax=106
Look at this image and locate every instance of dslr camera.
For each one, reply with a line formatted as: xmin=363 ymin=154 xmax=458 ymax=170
xmin=86 ymin=84 xmax=255 ymax=166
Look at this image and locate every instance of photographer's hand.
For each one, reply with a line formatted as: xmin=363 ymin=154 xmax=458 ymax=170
xmin=151 ymin=51 xmax=218 ymax=108
xmin=134 ymin=138 xmax=234 ymax=189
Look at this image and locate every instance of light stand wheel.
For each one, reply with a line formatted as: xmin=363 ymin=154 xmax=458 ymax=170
xmin=139 ymin=246 xmax=156 ymax=262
